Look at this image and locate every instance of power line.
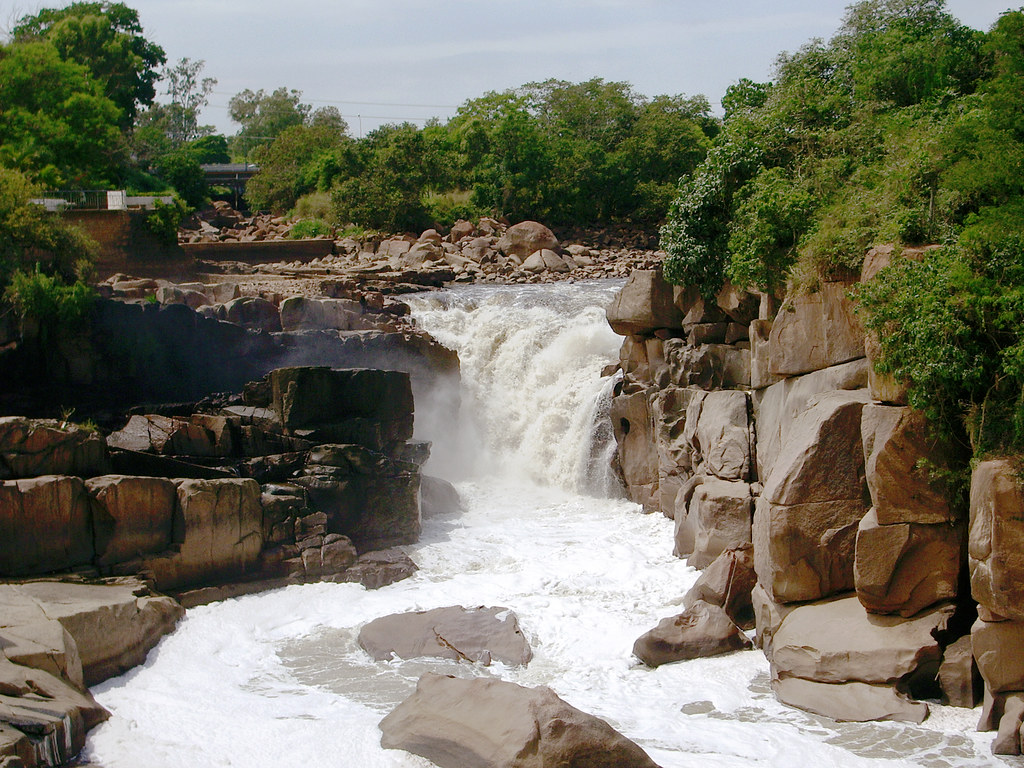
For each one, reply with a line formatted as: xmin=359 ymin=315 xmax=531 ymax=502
xmin=209 ymin=91 xmax=459 ymax=110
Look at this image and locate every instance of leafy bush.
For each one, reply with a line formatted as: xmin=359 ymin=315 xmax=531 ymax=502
xmin=3 ymin=267 xmax=96 ymax=344
xmin=291 ymin=191 xmax=333 ymax=222
xmin=288 ymin=219 xmax=331 ymax=239
xmin=146 ymin=198 xmax=191 ymax=245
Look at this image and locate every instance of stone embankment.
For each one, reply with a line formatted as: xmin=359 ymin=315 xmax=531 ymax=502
xmin=604 ymin=246 xmax=1024 ymax=751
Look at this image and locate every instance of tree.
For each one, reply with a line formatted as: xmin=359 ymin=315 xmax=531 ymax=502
xmin=229 ymin=87 xmax=310 ymax=158
xmin=245 ymin=122 xmax=352 ymax=213
xmin=0 ymin=41 xmax=124 ymax=187
xmin=722 ymin=79 xmax=772 ymax=120
xmin=11 ymin=2 xmax=166 ymax=130
xmin=164 ymin=57 xmax=217 ymax=145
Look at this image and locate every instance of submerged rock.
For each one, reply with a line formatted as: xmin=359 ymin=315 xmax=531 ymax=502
xmin=359 ymin=605 xmax=531 ymax=666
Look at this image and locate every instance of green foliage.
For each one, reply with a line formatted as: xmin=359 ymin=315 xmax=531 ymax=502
xmin=245 ymin=122 xmax=352 ymax=213
xmin=0 ymin=41 xmax=125 ymax=187
xmin=154 ymin=150 xmax=207 ymax=208
xmin=229 ymin=87 xmax=311 ymax=159
xmin=290 ymin=192 xmax=333 ymax=221
xmin=163 ymin=57 xmax=217 ymax=145
xmin=855 ymin=237 xmax=1024 ymax=456
xmin=0 ymin=168 xmax=98 ymax=287
xmin=3 ymin=267 xmax=97 ymax=345
xmin=288 ymin=219 xmax=331 ymax=239
xmin=12 ymin=2 xmax=166 ymax=130
xmin=145 ymin=198 xmax=191 ymax=245
xmin=661 ymin=0 xmax=999 ymax=298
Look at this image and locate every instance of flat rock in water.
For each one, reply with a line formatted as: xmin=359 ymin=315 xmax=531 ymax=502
xmin=379 ymin=672 xmax=661 ymax=768
xmin=358 ymin=605 xmax=532 ymax=666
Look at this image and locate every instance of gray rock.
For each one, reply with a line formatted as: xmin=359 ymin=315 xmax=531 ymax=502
xmin=379 ymin=673 xmax=660 ymax=768
xmin=359 ymin=605 xmax=531 ymax=666
xmin=772 ymin=677 xmax=928 ymax=724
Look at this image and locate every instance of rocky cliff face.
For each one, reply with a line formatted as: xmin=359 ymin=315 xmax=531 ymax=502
xmin=606 ymin=263 xmax=1020 ymax=745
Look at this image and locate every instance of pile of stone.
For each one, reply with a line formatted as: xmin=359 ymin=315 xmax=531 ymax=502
xmin=607 ymin=247 xmax=990 ymax=735
xmin=179 ymin=201 xmax=301 ymax=244
xmin=181 ymin=206 xmax=665 ymax=288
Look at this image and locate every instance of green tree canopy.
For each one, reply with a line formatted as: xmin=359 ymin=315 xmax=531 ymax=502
xmin=0 ymin=40 xmax=124 ymax=187
xmin=11 ymin=2 xmax=165 ymax=130
xmin=229 ymin=87 xmax=310 ymax=159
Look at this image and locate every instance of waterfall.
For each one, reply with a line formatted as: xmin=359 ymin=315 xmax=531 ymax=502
xmin=84 ymin=281 xmax=997 ymax=768
xmin=407 ymin=281 xmax=625 ymax=495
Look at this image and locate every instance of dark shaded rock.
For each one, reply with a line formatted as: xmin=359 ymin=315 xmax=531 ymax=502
xmin=379 ymin=673 xmax=660 ymax=768
xmin=335 ymin=548 xmax=418 ymax=589
xmin=359 ymin=605 xmax=531 ymax=666
xmin=0 ymin=476 xmax=93 ymax=577
xmin=421 ymin=475 xmax=463 ymax=518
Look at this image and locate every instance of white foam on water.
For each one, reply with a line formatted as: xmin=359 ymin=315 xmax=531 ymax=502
xmin=85 ymin=281 xmax=1003 ymax=768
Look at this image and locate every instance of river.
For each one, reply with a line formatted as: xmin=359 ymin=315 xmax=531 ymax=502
xmin=84 ymin=281 xmax=998 ymax=767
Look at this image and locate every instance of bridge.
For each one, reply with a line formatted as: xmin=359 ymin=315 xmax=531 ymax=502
xmin=201 ymin=163 xmax=259 ymax=208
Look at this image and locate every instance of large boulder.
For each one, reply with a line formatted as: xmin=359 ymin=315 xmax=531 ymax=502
xmin=379 ymin=673 xmax=660 ymax=768
xmin=854 ymin=507 xmax=962 ymax=617
xmin=223 ymin=296 xmax=281 ymax=332
xmin=632 ymin=600 xmax=751 ymax=667
xmin=86 ymin=475 xmax=177 ymax=568
xmin=771 ymin=595 xmax=953 ymax=689
xmin=270 ymin=367 xmax=414 ymax=449
xmin=0 ymin=418 xmax=109 ymax=480
xmin=685 ymin=479 xmax=752 ymax=570
xmin=772 ymin=677 xmax=927 ymax=724
xmin=279 ymin=297 xmax=363 ymax=332
xmin=0 ymin=579 xmax=182 ymax=686
xmin=359 ymin=605 xmax=532 ymax=666
xmin=768 ymin=282 xmax=865 ymax=377
xmin=684 ymin=544 xmax=756 ymax=629
xmin=0 ymin=476 xmax=93 ymax=576
xmin=610 ymin=389 xmax=659 ymax=511
xmin=144 ymin=478 xmax=263 ymax=590
xmin=972 ymin=618 xmax=1024 ymax=694
xmin=861 ymin=405 xmax=954 ymax=525
xmin=690 ymin=390 xmax=751 ymax=481
xmin=753 ymin=392 xmax=870 ymax=603
xmin=969 ymin=459 xmax=1024 ymax=621
xmin=752 ymin=358 xmax=869 ymax=482
xmin=606 ymin=269 xmax=684 ymax=336
xmin=496 ymin=220 xmax=559 ymax=260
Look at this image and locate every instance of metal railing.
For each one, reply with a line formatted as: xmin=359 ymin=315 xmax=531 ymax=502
xmin=37 ymin=190 xmax=113 ymax=211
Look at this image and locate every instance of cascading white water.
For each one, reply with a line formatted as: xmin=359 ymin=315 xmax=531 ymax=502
xmin=85 ymin=281 xmax=999 ymax=768
xmin=406 ymin=281 xmax=625 ymax=493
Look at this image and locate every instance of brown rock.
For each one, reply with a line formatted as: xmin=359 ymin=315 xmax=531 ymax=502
xmin=633 ymin=600 xmax=752 ymax=667
xmin=753 ymin=392 xmax=870 ymax=603
xmin=862 ymin=405 xmax=954 ymax=525
xmin=145 ymin=478 xmax=263 ymax=590
xmin=749 ymin=320 xmax=783 ymax=390
xmin=610 ymin=389 xmax=659 ymax=511
xmin=692 ymin=390 xmax=751 ymax=482
xmin=771 ymin=595 xmax=953 ymax=688
xmin=0 ymin=417 xmax=109 ymax=480
xmin=687 ymin=479 xmax=752 ymax=570
xmin=865 ymin=332 xmax=909 ymax=405
xmin=223 ymin=296 xmax=281 ymax=332
xmin=379 ymin=673 xmax=660 ymax=768
xmin=992 ymin=694 xmax=1024 ymax=755
xmin=973 ymin=618 xmax=1024 ymax=694
xmin=0 ymin=579 xmax=182 ymax=686
xmin=768 ymin=282 xmax=865 ymax=377
xmin=970 ymin=459 xmax=1024 ymax=621
xmin=335 ymin=548 xmax=418 ymax=589
xmin=496 ymin=220 xmax=559 ymax=259
xmin=854 ymin=507 xmax=962 ymax=617
xmin=359 ymin=606 xmax=532 ymax=666
xmin=715 ymin=281 xmax=759 ymax=325
xmin=684 ymin=544 xmax=756 ymax=629
xmin=87 ymin=475 xmax=177 ymax=567
xmin=772 ymin=677 xmax=928 ymax=724
xmin=938 ymin=634 xmax=981 ymax=708
xmin=0 ymin=476 xmax=93 ymax=576
xmin=606 ymin=269 xmax=684 ymax=336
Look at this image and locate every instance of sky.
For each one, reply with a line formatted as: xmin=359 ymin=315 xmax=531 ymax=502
xmin=2 ymin=0 xmax=1018 ymax=137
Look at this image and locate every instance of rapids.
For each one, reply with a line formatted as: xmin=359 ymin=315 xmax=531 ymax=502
xmin=84 ymin=281 xmax=999 ymax=768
